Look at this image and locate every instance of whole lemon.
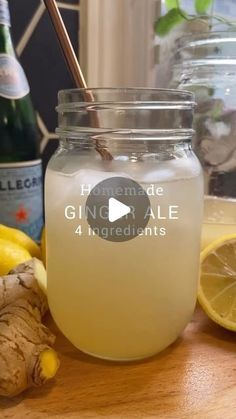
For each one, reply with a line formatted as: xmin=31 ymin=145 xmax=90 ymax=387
xmin=0 ymin=224 xmax=41 ymax=259
xmin=0 ymin=238 xmax=31 ymax=275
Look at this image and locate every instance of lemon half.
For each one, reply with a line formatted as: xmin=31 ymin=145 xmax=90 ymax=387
xmin=199 ymin=234 xmax=236 ymax=331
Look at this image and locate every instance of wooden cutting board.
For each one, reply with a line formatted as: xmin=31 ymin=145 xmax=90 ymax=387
xmin=1 ymin=306 xmax=236 ymax=419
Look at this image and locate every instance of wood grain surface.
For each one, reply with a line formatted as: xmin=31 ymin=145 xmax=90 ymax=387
xmin=1 ymin=306 xmax=236 ymax=419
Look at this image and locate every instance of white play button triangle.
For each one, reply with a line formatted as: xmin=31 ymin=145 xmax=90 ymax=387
xmin=108 ymin=197 xmax=131 ymax=223
xmin=86 ymin=177 xmax=151 ymax=241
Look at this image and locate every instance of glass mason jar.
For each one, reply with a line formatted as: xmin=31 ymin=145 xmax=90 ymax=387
xmin=171 ymin=32 xmax=236 ymax=248
xmin=45 ymin=88 xmax=203 ymax=361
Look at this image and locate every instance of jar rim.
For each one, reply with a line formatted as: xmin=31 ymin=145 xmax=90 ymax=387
xmin=57 ymin=87 xmax=195 ymax=110
xmin=57 ymin=88 xmax=195 ymax=138
xmin=176 ymin=31 xmax=236 ymax=48
xmin=56 ymin=128 xmax=195 ymax=141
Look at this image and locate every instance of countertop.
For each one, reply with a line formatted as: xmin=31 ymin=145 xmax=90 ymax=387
xmin=1 ymin=307 xmax=236 ymax=419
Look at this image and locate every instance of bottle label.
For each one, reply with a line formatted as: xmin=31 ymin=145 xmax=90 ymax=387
xmin=0 ymin=54 xmax=30 ymax=99
xmin=0 ymin=0 xmax=10 ymax=27
xmin=0 ymin=160 xmax=44 ymax=242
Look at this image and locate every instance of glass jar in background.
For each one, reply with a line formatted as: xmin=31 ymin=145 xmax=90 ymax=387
xmin=171 ymin=32 xmax=236 ymax=248
xmin=45 ymin=88 xmax=203 ymax=361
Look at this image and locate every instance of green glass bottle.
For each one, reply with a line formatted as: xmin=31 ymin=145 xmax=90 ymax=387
xmin=0 ymin=0 xmax=43 ymax=242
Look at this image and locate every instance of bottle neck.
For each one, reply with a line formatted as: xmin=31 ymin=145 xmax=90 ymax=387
xmin=0 ymin=0 xmax=13 ymax=55
xmin=0 ymin=0 xmax=10 ymax=27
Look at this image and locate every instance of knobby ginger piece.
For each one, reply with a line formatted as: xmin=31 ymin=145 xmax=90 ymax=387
xmin=0 ymin=259 xmax=59 ymax=397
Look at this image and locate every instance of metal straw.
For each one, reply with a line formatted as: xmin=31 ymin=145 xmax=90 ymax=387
xmin=43 ymin=0 xmax=112 ymax=160
xmin=44 ymin=0 xmax=87 ymax=88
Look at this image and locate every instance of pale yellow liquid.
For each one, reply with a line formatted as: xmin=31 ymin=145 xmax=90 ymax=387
xmin=201 ymin=196 xmax=236 ymax=250
xmin=45 ymin=157 xmax=203 ymax=360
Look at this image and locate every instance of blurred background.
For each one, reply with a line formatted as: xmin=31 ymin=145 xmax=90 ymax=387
xmin=8 ymin=0 xmax=236 ymax=166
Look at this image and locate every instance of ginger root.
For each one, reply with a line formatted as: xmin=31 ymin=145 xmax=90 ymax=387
xmin=0 ymin=259 xmax=59 ymax=397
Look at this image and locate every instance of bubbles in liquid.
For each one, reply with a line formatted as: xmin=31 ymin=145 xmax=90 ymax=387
xmin=204 ymin=196 xmax=236 ymax=224
xmin=49 ymin=151 xmax=202 ymax=189
xmin=70 ymin=169 xmax=130 ymax=187
xmin=46 ymin=168 xmax=131 ymax=209
xmin=125 ymin=155 xmax=201 ymax=184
